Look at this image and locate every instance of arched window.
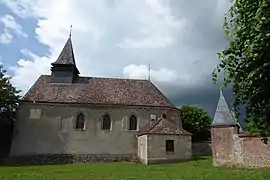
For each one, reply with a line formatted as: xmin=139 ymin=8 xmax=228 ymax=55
xmin=102 ymin=114 xmax=111 ymax=130
xmin=129 ymin=115 xmax=137 ymax=130
xmin=76 ymin=113 xmax=85 ymax=130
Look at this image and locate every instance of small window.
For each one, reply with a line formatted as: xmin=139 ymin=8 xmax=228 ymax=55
xmin=102 ymin=114 xmax=111 ymax=130
xmin=129 ymin=115 xmax=137 ymax=130
xmin=76 ymin=113 xmax=85 ymax=130
xmin=166 ymin=140 xmax=174 ymax=152
xmin=162 ymin=114 xmax=167 ymax=119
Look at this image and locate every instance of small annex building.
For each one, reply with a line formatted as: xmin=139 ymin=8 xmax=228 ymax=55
xmin=138 ymin=117 xmax=192 ymax=164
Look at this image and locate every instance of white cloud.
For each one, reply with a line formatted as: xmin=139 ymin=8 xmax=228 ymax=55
xmin=0 ymin=29 xmax=12 ymax=44
xmin=123 ymin=64 xmax=185 ymax=83
xmin=0 ymin=14 xmax=27 ymax=44
xmin=9 ymin=50 xmax=51 ymax=93
xmin=1 ymin=0 xmax=230 ymax=99
xmin=0 ymin=0 xmax=42 ymax=18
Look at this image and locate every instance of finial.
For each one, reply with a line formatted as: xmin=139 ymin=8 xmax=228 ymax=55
xmin=148 ymin=64 xmax=151 ymax=81
xmin=69 ymin=25 xmax=72 ymax=37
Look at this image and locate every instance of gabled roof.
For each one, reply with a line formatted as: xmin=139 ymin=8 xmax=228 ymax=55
xmin=51 ymin=36 xmax=77 ymax=66
xmin=22 ymin=75 xmax=176 ymax=108
xmin=212 ymin=90 xmax=237 ymax=126
xmin=138 ymin=117 xmax=191 ymax=136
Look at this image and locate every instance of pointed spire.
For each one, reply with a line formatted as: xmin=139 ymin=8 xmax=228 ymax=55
xmin=52 ymin=36 xmax=76 ymax=66
xmin=212 ymin=89 xmax=236 ymax=125
xmin=50 ymin=34 xmax=80 ymax=83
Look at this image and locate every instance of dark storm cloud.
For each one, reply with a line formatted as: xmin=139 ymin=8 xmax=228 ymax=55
xmin=159 ymin=76 xmax=231 ymax=117
xmin=170 ymin=0 xmax=229 ymax=50
xmin=154 ymin=0 xmax=236 ymax=120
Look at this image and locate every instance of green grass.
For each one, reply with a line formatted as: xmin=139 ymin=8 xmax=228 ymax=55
xmin=0 ymin=157 xmax=269 ymax=180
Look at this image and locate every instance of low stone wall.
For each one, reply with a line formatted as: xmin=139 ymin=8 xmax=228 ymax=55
xmin=5 ymin=154 xmax=139 ymax=165
xmin=192 ymin=141 xmax=212 ymax=156
xmin=211 ymin=124 xmax=270 ymax=168
xmin=232 ymin=134 xmax=270 ymax=168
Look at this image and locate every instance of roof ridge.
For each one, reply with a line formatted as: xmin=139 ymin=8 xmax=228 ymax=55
xmin=148 ymin=81 xmax=176 ymax=108
xmin=85 ymin=76 xmax=149 ymax=81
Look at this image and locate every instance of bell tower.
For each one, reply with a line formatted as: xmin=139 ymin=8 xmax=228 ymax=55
xmin=50 ymin=35 xmax=80 ymax=83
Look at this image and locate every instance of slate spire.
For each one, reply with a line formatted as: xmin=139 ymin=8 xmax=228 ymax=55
xmin=212 ymin=90 xmax=236 ymax=125
xmin=50 ymin=35 xmax=80 ymax=83
xmin=51 ymin=36 xmax=77 ymax=66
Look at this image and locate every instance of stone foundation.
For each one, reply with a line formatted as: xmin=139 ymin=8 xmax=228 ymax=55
xmin=6 ymin=154 xmax=139 ymax=165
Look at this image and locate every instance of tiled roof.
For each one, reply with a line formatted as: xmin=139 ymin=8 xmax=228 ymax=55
xmin=138 ymin=118 xmax=192 ymax=136
xmin=22 ymin=75 xmax=175 ymax=108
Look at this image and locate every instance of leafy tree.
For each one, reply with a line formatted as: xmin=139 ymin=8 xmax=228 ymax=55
xmin=212 ymin=0 xmax=270 ymax=139
xmin=180 ymin=105 xmax=212 ymax=142
xmin=0 ymin=64 xmax=21 ymax=120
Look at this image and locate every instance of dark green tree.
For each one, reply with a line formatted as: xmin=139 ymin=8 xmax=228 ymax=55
xmin=212 ymin=0 xmax=270 ymax=139
xmin=180 ymin=105 xmax=212 ymax=142
xmin=0 ymin=64 xmax=21 ymax=120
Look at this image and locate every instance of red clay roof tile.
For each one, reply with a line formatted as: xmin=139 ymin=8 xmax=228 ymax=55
xmin=23 ymin=75 xmax=175 ymax=108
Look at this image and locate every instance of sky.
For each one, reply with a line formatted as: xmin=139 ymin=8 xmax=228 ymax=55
xmin=0 ymin=0 xmax=233 ymax=118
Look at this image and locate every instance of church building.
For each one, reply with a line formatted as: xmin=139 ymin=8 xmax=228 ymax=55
xmin=10 ymin=35 xmax=192 ymax=165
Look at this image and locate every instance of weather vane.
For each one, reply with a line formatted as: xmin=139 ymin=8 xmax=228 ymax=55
xmin=69 ymin=25 xmax=72 ymax=37
xmin=148 ymin=64 xmax=151 ymax=81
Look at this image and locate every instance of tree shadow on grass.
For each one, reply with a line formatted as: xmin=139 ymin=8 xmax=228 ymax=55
xmin=151 ymin=156 xmax=211 ymax=165
xmin=191 ymin=155 xmax=211 ymax=161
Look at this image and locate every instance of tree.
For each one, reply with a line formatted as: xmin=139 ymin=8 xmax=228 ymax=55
xmin=180 ymin=105 xmax=212 ymax=142
xmin=212 ymin=0 xmax=270 ymax=139
xmin=0 ymin=64 xmax=21 ymax=120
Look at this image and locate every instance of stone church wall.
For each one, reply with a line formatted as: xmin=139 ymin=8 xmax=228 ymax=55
xmin=9 ymin=102 xmax=181 ymax=163
xmin=211 ymin=125 xmax=270 ymax=168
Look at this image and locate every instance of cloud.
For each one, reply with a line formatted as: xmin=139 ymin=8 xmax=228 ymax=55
xmin=0 ymin=14 xmax=27 ymax=44
xmin=1 ymin=0 xmax=233 ymax=116
xmin=118 ymin=0 xmax=187 ymax=49
xmin=0 ymin=0 xmax=42 ymax=18
xmin=9 ymin=49 xmax=51 ymax=93
xmin=123 ymin=64 xmax=188 ymax=83
xmin=0 ymin=30 xmax=12 ymax=44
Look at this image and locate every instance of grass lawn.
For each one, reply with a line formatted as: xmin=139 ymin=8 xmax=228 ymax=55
xmin=0 ymin=157 xmax=269 ymax=180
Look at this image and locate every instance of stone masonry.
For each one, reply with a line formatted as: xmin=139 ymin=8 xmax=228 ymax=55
xmin=211 ymin=90 xmax=270 ymax=168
